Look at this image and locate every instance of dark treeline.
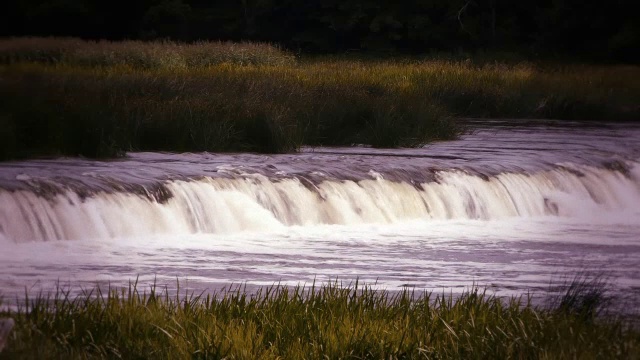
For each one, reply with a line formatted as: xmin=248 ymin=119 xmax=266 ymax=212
xmin=1 ymin=0 xmax=638 ymax=62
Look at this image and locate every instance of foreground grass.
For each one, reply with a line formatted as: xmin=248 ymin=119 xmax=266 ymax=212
xmin=1 ymin=38 xmax=639 ymax=160
xmin=0 ymin=282 xmax=638 ymax=359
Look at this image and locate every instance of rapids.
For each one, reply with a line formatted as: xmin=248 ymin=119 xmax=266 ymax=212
xmin=1 ymin=119 xmax=640 ymax=305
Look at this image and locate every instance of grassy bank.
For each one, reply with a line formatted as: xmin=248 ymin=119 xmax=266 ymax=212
xmin=1 ymin=38 xmax=639 ymax=160
xmin=0 ymin=282 xmax=637 ymax=359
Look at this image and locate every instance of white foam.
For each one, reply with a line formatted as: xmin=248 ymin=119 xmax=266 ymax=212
xmin=1 ymin=162 xmax=639 ymax=243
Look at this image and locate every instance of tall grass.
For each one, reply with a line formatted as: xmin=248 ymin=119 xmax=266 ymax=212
xmin=0 ymin=38 xmax=638 ymax=160
xmin=547 ymin=272 xmax=614 ymax=321
xmin=0 ymin=37 xmax=296 ymax=68
xmin=0 ymin=63 xmax=461 ymax=159
xmin=0 ymin=281 xmax=637 ymax=359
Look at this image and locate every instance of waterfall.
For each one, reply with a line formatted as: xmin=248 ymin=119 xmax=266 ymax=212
xmin=1 ymin=162 xmax=639 ymax=243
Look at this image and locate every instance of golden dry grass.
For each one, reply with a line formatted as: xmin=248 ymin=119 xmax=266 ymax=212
xmin=0 ymin=38 xmax=638 ymax=160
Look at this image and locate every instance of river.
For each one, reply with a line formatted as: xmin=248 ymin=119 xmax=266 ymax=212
xmin=1 ymin=120 xmax=639 ymax=308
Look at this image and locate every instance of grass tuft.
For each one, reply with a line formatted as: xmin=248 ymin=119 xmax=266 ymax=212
xmin=547 ymin=273 xmax=613 ymax=321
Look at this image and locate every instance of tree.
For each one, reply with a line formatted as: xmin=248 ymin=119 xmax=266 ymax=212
xmin=142 ymin=0 xmax=192 ymax=40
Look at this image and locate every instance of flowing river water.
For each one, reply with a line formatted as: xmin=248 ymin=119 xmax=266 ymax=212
xmin=1 ymin=120 xmax=640 ymax=308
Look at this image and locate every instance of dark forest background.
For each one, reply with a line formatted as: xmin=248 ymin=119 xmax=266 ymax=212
xmin=2 ymin=0 xmax=638 ymax=63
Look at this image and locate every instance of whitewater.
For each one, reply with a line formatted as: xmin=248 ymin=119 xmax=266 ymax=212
xmin=1 ymin=120 xmax=639 ymax=304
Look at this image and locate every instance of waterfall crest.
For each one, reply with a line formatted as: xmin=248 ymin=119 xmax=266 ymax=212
xmin=1 ymin=162 xmax=639 ymax=243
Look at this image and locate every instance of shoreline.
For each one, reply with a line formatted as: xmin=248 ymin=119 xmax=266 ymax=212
xmin=1 ymin=38 xmax=639 ymax=161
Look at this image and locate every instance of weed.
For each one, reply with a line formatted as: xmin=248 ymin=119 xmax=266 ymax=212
xmin=547 ymin=272 xmax=613 ymax=321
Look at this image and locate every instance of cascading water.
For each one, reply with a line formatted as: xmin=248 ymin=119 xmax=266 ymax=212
xmin=1 ymin=162 xmax=639 ymax=243
xmin=1 ymin=120 xmax=640 ymax=303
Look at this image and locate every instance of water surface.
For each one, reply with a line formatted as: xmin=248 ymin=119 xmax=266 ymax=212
xmin=1 ymin=120 xmax=639 ymax=307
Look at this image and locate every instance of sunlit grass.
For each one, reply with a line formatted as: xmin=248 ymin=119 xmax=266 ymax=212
xmin=0 ymin=38 xmax=638 ymax=160
xmin=0 ymin=63 xmax=462 ymax=159
xmin=0 ymin=37 xmax=295 ymax=68
xmin=0 ymin=280 xmax=637 ymax=359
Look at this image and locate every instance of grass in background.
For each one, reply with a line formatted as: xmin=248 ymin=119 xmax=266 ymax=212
xmin=0 ymin=38 xmax=638 ymax=160
xmin=0 ymin=63 xmax=461 ymax=159
xmin=0 ymin=281 xmax=637 ymax=359
xmin=0 ymin=37 xmax=295 ymax=68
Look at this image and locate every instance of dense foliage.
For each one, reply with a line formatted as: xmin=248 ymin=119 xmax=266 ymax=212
xmin=2 ymin=0 xmax=637 ymax=62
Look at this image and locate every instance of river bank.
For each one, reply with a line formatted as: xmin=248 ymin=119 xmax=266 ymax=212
xmin=1 ymin=38 xmax=639 ymax=160
xmin=1 ymin=281 xmax=638 ymax=359
xmin=2 ymin=102 xmax=640 ymax=357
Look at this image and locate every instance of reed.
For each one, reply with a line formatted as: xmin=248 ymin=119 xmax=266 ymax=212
xmin=0 ymin=63 xmax=461 ymax=159
xmin=0 ymin=37 xmax=295 ymax=68
xmin=0 ymin=38 xmax=638 ymax=160
xmin=546 ymin=272 xmax=614 ymax=321
xmin=0 ymin=281 xmax=637 ymax=359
